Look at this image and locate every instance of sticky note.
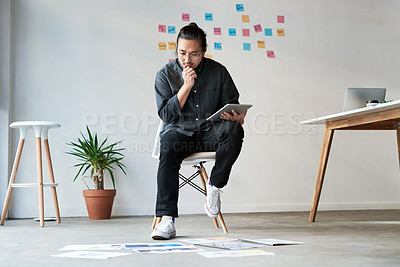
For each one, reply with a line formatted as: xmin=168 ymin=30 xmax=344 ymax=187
xmin=277 ymin=15 xmax=285 ymax=23
xmin=243 ymin=43 xmax=251 ymax=51
xmin=214 ymin=27 xmax=222 ymax=35
xmin=254 ymin=24 xmax=262 ymax=33
xmin=214 ymin=42 xmax=222 ymax=50
xmin=229 ymin=28 xmax=237 ymax=36
xmin=182 ymin=13 xmax=190 ymax=21
xmin=236 ymin=4 xmax=244 ymax=12
xmin=242 ymin=15 xmax=249 ymax=23
xmin=168 ymin=41 xmax=176 ymax=50
xmin=205 ymin=13 xmax=213 ymax=21
xmin=277 ymin=29 xmax=285 ymax=36
xmin=242 ymin=29 xmax=250 ymax=37
xmin=158 ymin=42 xmax=167 ymax=50
xmin=205 ymin=54 xmax=213 ymax=59
xmin=168 ymin=26 xmax=176 ymax=34
xmin=257 ymin=41 xmax=265 ymax=48
xmin=267 ymin=50 xmax=275 ymax=58
xmin=265 ymin=28 xmax=273 ymax=36
xmin=158 ymin=24 xmax=166 ymax=33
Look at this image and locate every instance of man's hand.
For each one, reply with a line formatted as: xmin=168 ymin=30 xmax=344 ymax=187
xmin=178 ymin=66 xmax=197 ymax=108
xmin=220 ymin=110 xmax=247 ymax=125
xmin=182 ymin=66 xmax=197 ymax=88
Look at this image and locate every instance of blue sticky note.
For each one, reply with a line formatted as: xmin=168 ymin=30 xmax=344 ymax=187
xmin=243 ymin=43 xmax=251 ymax=51
xmin=236 ymin=4 xmax=244 ymax=12
xmin=205 ymin=13 xmax=213 ymax=21
xmin=214 ymin=42 xmax=222 ymax=50
xmin=229 ymin=28 xmax=237 ymax=36
xmin=168 ymin=26 xmax=176 ymax=34
xmin=265 ymin=28 xmax=273 ymax=36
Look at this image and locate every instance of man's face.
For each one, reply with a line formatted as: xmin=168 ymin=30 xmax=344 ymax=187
xmin=176 ymin=38 xmax=205 ymax=70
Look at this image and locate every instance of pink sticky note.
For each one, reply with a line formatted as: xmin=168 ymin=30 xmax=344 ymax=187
xmin=277 ymin=15 xmax=285 ymax=23
xmin=182 ymin=13 xmax=190 ymax=21
xmin=214 ymin=27 xmax=222 ymax=35
xmin=158 ymin=24 xmax=166 ymax=33
xmin=254 ymin=24 xmax=262 ymax=33
xmin=242 ymin=29 xmax=250 ymax=37
xmin=267 ymin=50 xmax=275 ymax=58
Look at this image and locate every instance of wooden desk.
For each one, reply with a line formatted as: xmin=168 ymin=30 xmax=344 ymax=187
xmin=300 ymin=100 xmax=400 ymax=222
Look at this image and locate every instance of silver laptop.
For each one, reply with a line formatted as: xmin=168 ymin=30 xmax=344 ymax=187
xmin=343 ymin=88 xmax=386 ymax=111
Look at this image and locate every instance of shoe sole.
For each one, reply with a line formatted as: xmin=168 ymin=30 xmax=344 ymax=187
xmin=151 ymin=231 xmax=176 ymax=240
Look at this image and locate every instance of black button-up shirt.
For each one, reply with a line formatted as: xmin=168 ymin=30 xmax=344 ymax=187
xmin=155 ymin=57 xmax=240 ymax=137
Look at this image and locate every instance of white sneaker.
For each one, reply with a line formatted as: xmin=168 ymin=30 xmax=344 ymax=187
xmin=151 ymin=218 xmax=176 ymax=240
xmin=204 ymin=182 xmax=222 ymax=218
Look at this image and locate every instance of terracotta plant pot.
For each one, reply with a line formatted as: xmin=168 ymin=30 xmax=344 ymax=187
xmin=83 ymin=189 xmax=116 ymax=220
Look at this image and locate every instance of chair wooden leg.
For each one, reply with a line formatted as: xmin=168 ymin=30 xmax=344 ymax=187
xmin=198 ymin=164 xmax=228 ymax=233
xmin=43 ymin=139 xmax=61 ymax=223
xmin=36 ymin=137 xmax=44 ymax=227
xmin=218 ymin=213 xmax=228 ymax=233
xmin=1 ymin=139 xmax=25 ymax=225
xmin=152 ymin=216 xmax=161 ymax=229
xmin=309 ymin=124 xmax=334 ymax=222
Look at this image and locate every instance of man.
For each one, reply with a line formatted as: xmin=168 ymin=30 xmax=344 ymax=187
xmin=152 ymin=22 xmax=246 ymax=240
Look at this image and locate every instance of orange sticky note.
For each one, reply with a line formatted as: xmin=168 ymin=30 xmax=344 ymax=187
xmin=277 ymin=29 xmax=285 ymax=37
xmin=242 ymin=15 xmax=249 ymax=23
xmin=168 ymin=41 xmax=176 ymax=50
xmin=257 ymin=41 xmax=265 ymax=48
xmin=158 ymin=42 xmax=167 ymax=50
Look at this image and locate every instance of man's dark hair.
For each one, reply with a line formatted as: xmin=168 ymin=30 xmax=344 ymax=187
xmin=176 ymin=22 xmax=207 ymax=52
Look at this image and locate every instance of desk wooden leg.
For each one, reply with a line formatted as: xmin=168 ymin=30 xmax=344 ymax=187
xmin=36 ymin=137 xmax=44 ymax=227
xmin=1 ymin=139 xmax=25 ymax=225
xmin=309 ymin=124 xmax=334 ymax=222
xmin=396 ymin=124 xmax=400 ymax=169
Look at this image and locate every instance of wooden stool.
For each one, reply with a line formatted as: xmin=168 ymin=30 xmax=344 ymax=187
xmin=1 ymin=121 xmax=61 ymax=227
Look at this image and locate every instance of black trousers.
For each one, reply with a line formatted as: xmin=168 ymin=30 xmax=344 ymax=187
xmin=155 ymin=121 xmax=244 ymax=217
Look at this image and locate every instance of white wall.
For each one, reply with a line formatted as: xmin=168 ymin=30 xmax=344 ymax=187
xmin=5 ymin=0 xmax=400 ymax=218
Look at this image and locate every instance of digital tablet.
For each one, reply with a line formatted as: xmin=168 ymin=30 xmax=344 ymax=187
xmin=206 ymin=104 xmax=253 ymax=121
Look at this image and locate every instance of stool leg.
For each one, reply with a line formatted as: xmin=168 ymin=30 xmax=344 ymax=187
xmin=1 ymin=139 xmax=25 ymax=225
xmin=43 ymin=139 xmax=61 ymax=223
xmin=36 ymin=137 xmax=44 ymax=227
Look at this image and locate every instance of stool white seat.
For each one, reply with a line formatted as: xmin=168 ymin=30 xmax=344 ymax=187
xmin=1 ymin=121 xmax=61 ymax=227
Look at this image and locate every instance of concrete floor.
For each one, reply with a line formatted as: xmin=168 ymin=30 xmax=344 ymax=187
xmin=1 ymin=210 xmax=400 ymax=266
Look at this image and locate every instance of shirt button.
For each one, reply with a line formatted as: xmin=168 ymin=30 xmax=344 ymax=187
xmin=194 ymin=90 xmax=197 ymax=93
xmin=196 ymin=105 xmax=199 ymax=108
xmin=195 ymin=118 xmax=199 ymax=121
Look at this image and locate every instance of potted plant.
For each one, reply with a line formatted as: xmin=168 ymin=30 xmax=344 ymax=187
xmin=66 ymin=126 xmax=126 ymax=219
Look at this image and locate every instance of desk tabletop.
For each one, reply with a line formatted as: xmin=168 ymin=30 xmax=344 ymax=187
xmin=300 ymin=100 xmax=400 ymax=125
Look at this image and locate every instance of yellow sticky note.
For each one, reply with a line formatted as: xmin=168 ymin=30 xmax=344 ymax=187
xmin=168 ymin=41 xmax=176 ymax=50
xmin=242 ymin=15 xmax=249 ymax=23
xmin=257 ymin=41 xmax=265 ymax=48
xmin=277 ymin=29 xmax=285 ymax=37
xmin=158 ymin=42 xmax=167 ymax=50
xmin=205 ymin=54 xmax=213 ymax=59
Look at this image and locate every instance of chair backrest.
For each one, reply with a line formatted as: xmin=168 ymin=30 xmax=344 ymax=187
xmin=152 ymin=121 xmax=164 ymax=159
